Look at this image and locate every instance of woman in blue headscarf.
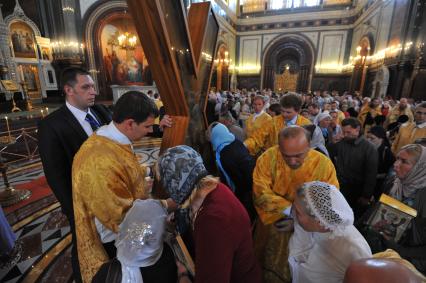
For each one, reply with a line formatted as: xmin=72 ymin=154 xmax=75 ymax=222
xmin=209 ymin=122 xmax=257 ymax=222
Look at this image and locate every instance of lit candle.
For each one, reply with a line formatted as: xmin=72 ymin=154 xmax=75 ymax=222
xmin=5 ymin=116 xmax=11 ymax=138
xmin=41 ymin=109 xmax=44 ymax=118
xmin=45 ymin=107 xmax=49 ymax=114
xmin=19 ymin=65 xmax=25 ymax=82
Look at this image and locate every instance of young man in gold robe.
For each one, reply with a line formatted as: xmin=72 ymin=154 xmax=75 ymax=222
xmin=72 ymin=92 xmax=174 ymax=282
xmin=252 ymin=126 xmax=339 ymax=283
xmin=244 ymin=93 xmax=311 ymax=156
xmin=245 ymin=95 xmax=272 ymax=139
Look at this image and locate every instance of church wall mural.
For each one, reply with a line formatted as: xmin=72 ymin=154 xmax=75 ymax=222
xmin=10 ymin=21 xmax=37 ymax=58
xmin=99 ymin=15 xmax=150 ymax=86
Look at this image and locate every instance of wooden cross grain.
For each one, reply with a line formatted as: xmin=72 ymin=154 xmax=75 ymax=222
xmin=126 ymin=0 xmax=219 ymax=158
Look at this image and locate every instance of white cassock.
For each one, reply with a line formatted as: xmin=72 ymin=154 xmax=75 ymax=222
xmin=289 ymin=220 xmax=372 ymax=283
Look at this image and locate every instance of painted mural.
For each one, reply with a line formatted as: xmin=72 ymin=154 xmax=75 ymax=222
xmin=100 ymin=16 xmax=150 ymax=86
xmin=10 ymin=21 xmax=37 ymax=58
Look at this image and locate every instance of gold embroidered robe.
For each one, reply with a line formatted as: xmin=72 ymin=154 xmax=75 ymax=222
xmin=244 ymin=114 xmax=311 ymax=156
xmin=245 ymin=112 xmax=272 ymax=139
xmin=385 ymin=106 xmax=414 ymax=127
xmin=358 ymin=106 xmax=382 ymax=129
xmin=392 ymin=122 xmax=426 ymax=154
xmin=72 ymin=135 xmax=147 ymax=282
xmin=252 ymin=146 xmax=339 ymax=283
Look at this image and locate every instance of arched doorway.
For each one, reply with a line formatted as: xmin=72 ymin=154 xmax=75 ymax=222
xmin=212 ymin=44 xmax=230 ymax=91
xmin=83 ymin=1 xmax=152 ymax=100
xmin=261 ymin=34 xmax=315 ymax=92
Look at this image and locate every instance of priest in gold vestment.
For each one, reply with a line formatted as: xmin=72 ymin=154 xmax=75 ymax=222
xmin=245 ymin=95 xmax=272 ymax=138
xmin=358 ymin=98 xmax=382 ymax=131
xmin=245 ymin=93 xmax=311 ymax=156
xmin=252 ymin=126 xmax=339 ymax=283
xmin=72 ymin=92 xmax=161 ymax=282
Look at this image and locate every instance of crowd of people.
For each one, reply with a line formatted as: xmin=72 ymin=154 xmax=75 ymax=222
xmin=2 ymin=66 xmax=422 ymax=283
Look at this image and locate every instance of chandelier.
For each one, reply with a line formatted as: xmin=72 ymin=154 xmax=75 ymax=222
xmin=117 ymin=32 xmax=137 ymax=50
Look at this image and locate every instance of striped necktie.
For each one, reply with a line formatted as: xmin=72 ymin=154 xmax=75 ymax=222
xmin=85 ymin=113 xmax=100 ymax=131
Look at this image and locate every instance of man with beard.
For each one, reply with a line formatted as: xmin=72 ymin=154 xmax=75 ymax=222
xmin=329 ymin=117 xmax=378 ymax=219
xmin=385 ymin=98 xmax=414 ymax=128
xmin=252 ymin=126 xmax=339 ymax=283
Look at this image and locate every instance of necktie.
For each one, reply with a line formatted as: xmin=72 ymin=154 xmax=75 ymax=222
xmin=85 ymin=113 xmax=100 ymax=131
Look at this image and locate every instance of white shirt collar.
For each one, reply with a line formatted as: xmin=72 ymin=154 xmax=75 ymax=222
xmin=287 ymin=115 xmax=298 ymax=126
xmin=96 ymin=121 xmax=132 ymax=145
xmin=66 ymin=101 xmax=89 ymax=122
xmin=416 ymin=121 xmax=426 ymax=129
xmin=253 ymin=110 xmax=265 ymax=121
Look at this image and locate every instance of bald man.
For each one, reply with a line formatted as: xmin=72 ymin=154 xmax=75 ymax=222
xmin=344 ymin=258 xmax=425 ymax=283
xmin=252 ymin=126 xmax=339 ymax=283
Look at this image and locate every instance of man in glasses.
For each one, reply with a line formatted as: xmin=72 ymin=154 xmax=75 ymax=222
xmin=252 ymin=126 xmax=339 ymax=283
xmin=392 ymin=102 xmax=426 ymax=154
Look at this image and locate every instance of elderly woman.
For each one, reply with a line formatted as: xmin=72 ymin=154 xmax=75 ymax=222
xmin=383 ymin=144 xmax=426 ymax=274
xmin=303 ymin=124 xmax=329 ymax=157
xmin=157 ymin=145 xmax=261 ymax=283
xmin=315 ymin=112 xmax=333 ymax=144
xmin=289 ymin=181 xmax=372 ymax=283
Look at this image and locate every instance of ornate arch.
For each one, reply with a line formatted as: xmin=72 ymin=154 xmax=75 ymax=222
xmin=261 ymin=33 xmax=316 ymax=91
xmin=83 ymin=0 xmax=128 ymax=92
xmin=4 ymin=1 xmax=41 ymax=37
xmin=4 ymin=1 xmax=41 ymax=81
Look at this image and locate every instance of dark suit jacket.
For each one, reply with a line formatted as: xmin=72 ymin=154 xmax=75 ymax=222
xmin=38 ymin=104 xmax=111 ymax=220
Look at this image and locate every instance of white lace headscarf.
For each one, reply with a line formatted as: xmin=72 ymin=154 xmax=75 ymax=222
xmin=115 ymin=199 xmax=168 ymax=283
xmin=299 ymin=181 xmax=354 ymax=237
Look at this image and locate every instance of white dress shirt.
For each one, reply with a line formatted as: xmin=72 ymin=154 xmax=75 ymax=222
xmin=65 ymin=101 xmax=98 ymax=136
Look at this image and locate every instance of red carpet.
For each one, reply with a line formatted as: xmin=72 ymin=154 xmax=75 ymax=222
xmin=4 ymin=176 xmax=53 ymax=214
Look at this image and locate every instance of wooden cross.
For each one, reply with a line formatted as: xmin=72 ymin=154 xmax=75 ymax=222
xmin=126 ymin=0 xmax=219 ymax=157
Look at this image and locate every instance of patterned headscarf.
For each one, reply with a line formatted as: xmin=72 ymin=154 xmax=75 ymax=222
xmin=301 ymin=181 xmax=354 ymax=236
xmin=158 ymin=145 xmax=208 ymax=205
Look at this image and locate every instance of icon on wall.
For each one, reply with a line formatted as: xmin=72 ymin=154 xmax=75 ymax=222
xmin=10 ymin=21 xmax=37 ymax=59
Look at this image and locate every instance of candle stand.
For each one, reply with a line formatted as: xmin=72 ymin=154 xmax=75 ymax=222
xmin=0 ymin=138 xmax=31 ymax=206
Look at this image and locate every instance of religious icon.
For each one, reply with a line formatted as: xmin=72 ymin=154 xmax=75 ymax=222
xmin=100 ymin=15 xmax=150 ymax=86
xmin=10 ymin=21 xmax=37 ymax=59
xmin=367 ymin=194 xmax=417 ymax=242
xmin=1 ymin=80 xmax=19 ymax=92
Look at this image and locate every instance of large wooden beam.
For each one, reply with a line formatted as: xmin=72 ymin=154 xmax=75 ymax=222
xmin=126 ymin=0 xmax=219 ymax=155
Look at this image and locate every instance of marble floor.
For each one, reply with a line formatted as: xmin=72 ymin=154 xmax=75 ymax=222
xmin=0 ymin=138 xmax=161 ymax=283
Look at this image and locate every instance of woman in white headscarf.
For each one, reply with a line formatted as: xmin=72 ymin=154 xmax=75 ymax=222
xmin=303 ymin=124 xmax=330 ymax=157
xmin=383 ymin=144 xmax=426 ymax=274
xmin=92 ymin=199 xmax=177 ymax=283
xmin=288 ymin=181 xmax=372 ymax=283
xmin=315 ymin=112 xmax=333 ymax=144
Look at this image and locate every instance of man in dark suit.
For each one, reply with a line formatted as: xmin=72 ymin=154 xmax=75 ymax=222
xmin=38 ymin=67 xmax=111 ymax=282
